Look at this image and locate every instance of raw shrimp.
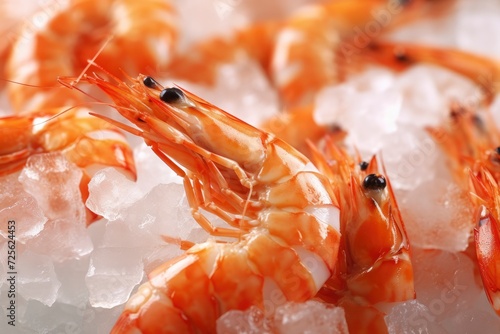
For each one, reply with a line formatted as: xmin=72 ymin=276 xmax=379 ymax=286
xmin=6 ymin=0 xmax=176 ymax=112
xmin=166 ymin=0 xmax=445 ymax=108
xmin=60 ymin=64 xmax=342 ymax=333
xmin=2 ymin=0 xmax=176 ymax=223
xmin=428 ymin=105 xmax=500 ymax=316
xmin=366 ymin=41 xmax=500 ymax=104
xmin=0 ymin=108 xmax=135 ymax=224
xmin=309 ymin=137 xmax=414 ymax=333
xmin=470 ymin=168 xmax=500 ymax=316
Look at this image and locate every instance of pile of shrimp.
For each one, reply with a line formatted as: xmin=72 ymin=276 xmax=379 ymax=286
xmin=1 ymin=0 xmax=500 ymax=333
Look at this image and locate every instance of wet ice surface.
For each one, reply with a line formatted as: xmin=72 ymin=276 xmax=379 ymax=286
xmin=217 ymin=301 xmax=349 ymax=334
xmin=385 ymin=248 xmax=500 ymax=334
xmin=2 ymin=0 xmax=500 ymax=333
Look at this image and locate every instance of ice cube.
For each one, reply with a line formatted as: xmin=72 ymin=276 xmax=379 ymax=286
xmin=314 ymin=69 xmax=402 ymax=155
xmin=18 ymin=300 xmax=86 ymax=334
xmin=382 ymin=126 xmax=440 ymax=191
xmin=134 ymin=142 xmax=183 ymax=192
xmin=19 ymin=152 xmax=85 ymax=224
xmin=441 ymin=292 xmax=500 ymax=334
xmin=17 ymin=250 xmax=61 ymax=306
xmin=385 ymin=300 xmax=447 ymax=334
xmin=86 ymin=247 xmax=144 ymax=308
xmin=27 ymin=218 xmax=93 ymax=262
xmin=455 ymin=2 xmax=500 ymax=59
xmin=398 ymin=178 xmax=473 ymax=252
xmin=86 ymin=167 xmax=143 ymax=221
xmin=82 ymin=303 xmax=124 ymax=334
xmin=0 ymin=173 xmax=47 ymax=242
xmin=217 ymin=306 xmax=272 ymax=334
xmin=274 ymin=301 xmax=349 ymax=334
xmin=54 ymin=256 xmax=90 ymax=306
xmin=412 ymin=248 xmax=481 ymax=323
xmin=395 ymin=65 xmax=479 ymax=128
xmin=175 ymin=0 xmax=249 ymax=50
xmin=100 ymin=183 xmax=196 ymax=248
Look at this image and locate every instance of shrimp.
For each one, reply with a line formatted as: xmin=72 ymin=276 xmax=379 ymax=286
xmin=166 ymin=0 xmax=445 ymax=108
xmin=309 ymin=137 xmax=414 ymax=333
xmin=428 ymin=105 xmax=500 ymax=316
xmin=59 ymin=63 xmax=342 ymax=332
xmin=365 ymin=41 xmax=500 ymax=104
xmin=2 ymin=0 xmax=176 ymax=223
xmin=470 ymin=168 xmax=500 ymax=316
xmin=6 ymin=0 xmax=176 ymax=112
xmin=0 ymin=109 xmax=135 ymax=224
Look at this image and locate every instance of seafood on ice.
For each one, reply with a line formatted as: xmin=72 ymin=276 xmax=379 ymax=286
xmin=1 ymin=0 xmax=500 ymax=333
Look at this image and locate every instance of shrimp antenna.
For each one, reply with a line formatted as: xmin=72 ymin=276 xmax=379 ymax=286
xmin=0 ymin=78 xmax=62 ymax=89
xmin=71 ymin=35 xmax=114 ymax=86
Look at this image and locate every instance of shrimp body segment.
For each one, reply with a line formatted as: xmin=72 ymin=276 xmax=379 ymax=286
xmin=67 ymin=68 xmax=342 ymax=333
xmin=470 ymin=169 xmax=500 ymax=316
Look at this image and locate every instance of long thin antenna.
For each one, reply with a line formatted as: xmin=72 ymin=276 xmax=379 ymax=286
xmin=71 ymin=35 xmax=114 ymax=86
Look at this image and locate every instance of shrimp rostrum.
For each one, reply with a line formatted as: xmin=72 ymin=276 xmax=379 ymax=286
xmin=62 ymin=66 xmax=342 ymax=333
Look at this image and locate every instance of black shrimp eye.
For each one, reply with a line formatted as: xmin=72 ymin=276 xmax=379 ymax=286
xmin=394 ymin=48 xmax=410 ymax=63
xmin=363 ymin=174 xmax=387 ymax=191
xmin=359 ymin=161 xmax=369 ymax=171
xmin=143 ymin=76 xmax=158 ymax=88
xmin=495 ymin=147 xmax=500 ymax=155
xmin=160 ymin=87 xmax=184 ymax=103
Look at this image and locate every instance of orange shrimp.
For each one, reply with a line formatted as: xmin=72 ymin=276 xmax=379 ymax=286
xmin=60 ymin=64 xmax=342 ymax=333
xmin=0 ymin=109 xmax=135 ymax=224
xmin=428 ymin=105 xmax=500 ymax=317
xmin=166 ymin=0 xmax=445 ymax=107
xmin=2 ymin=0 xmax=176 ymax=223
xmin=309 ymin=137 xmax=414 ymax=333
xmin=365 ymin=41 xmax=500 ymax=104
xmin=470 ymin=168 xmax=500 ymax=316
xmin=6 ymin=0 xmax=176 ymax=112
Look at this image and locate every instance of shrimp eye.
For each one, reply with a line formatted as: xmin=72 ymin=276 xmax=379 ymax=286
xmin=363 ymin=174 xmax=386 ymax=191
xmin=495 ymin=147 xmax=500 ymax=155
xmin=359 ymin=161 xmax=369 ymax=171
xmin=143 ymin=76 xmax=158 ymax=88
xmin=160 ymin=87 xmax=184 ymax=103
xmin=394 ymin=49 xmax=410 ymax=63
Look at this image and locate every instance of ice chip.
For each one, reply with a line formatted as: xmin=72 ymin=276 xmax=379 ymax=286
xmin=54 ymin=257 xmax=90 ymax=305
xmin=19 ymin=152 xmax=85 ymax=223
xmin=86 ymin=167 xmax=143 ymax=221
xmin=274 ymin=301 xmax=348 ymax=334
xmin=101 ymin=183 xmax=197 ymax=248
xmin=134 ymin=142 xmax=183 ymax=193
xmin=385 ymin=300 xmax=447 ymax=334
xmin=0 ymin=173 xmax=47 ymax=242
xmin=17 ymin=251 xmax=61 ymax=306
xmin=86 ymin=247 xmax=144 ymax=308
xmin=27 ymin=218 xmax=93 ymax=262
xmin=412 ymin=248 xmax=481 ymax=322
xmin=314 ymin=70 xmax=402 ymax=155
xmin=217 ymin=306 xmax=271 ymax=334
xmin=399 ymin=179 xmax=473 ymax=252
